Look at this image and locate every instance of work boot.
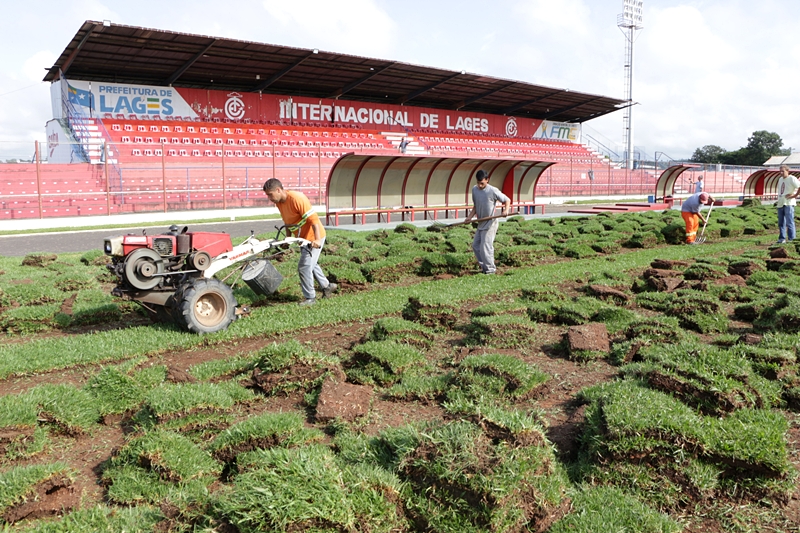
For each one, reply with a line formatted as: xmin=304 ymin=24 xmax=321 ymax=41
xmin=321 ymin=283 xmax=338 ymax=298
xmin=298 ymin=298 xmax=316 ymax=307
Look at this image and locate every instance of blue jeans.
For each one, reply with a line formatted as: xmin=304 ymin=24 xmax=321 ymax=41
xmin=778 ymin=205 xmax=796 ymax=241
xmin=298 ymin=237 xmax=330 ymax=299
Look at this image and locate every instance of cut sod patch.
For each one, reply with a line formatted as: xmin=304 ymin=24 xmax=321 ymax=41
xmin=347 ymin=340 xmax=428 ymax=386
xmin=0 ymin=463 xmax=77 ymax=525
xmin=215 ymin=444 xmax=407 ymax=533
xmin=209 ymin=411 xmax=325 ymax=464
xmin=418 ymin=252 xmax=474 ymax=276
xmin=549 ymin=486 xmax=681 ymax=533
xmin=468 ymin=314 xmax=538 ymax=348
xmin=27 ymin=384 xmax=99 ymax=436
xmin=579 ymin=380 xmax=791 ymax=482
xmin=400 ymin=420 xmax=570 ymax=533
xmin=450 ymin=353 xmax=549 ymax=401
xmin=402 ymin=296 xmax=459 ymax=329
xmin=102 ymin=429 xmax=220 ymax=505
xmin=144 ymin=382 xmax=252 ymax=422
xmin=621 ymin=341 xmax=783 ymax=415
xmin=365 ymin=316 xmax=436 ymax=348
xmin=249 ymin=340 xmax=340 ymax=396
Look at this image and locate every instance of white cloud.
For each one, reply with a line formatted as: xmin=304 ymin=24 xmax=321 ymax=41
xmin=1 ymin=0 xmax=800 ymax=159
xmin=23 ymin=51 xmax=57 ymax=82
xmin=261 ymin=0 xmax=396 ymax=55
xmin=644 ymin=5 xmax=737 ymax=70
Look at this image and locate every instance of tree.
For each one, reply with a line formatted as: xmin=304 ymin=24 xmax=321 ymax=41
xmin=744 ymin=130 xmax=789 ymax=165
xmin=689 ymin=131 xmax=790 ymax=166
xmin=689 ymin=145 xmax=727 ymax=164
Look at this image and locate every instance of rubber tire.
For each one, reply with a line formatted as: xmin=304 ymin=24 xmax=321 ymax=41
xmin=173 ymin=278 xmax=237 ymax=334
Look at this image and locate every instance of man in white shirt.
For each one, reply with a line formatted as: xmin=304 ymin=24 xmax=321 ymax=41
xmin=694 ymin=175 xmax=704 ymax=194
xmin=776 ymin=165 xmax=800 ymax=244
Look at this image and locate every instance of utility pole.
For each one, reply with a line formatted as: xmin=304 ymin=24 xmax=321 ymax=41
xmin=618 ymin=0 xmax=643 ymax=170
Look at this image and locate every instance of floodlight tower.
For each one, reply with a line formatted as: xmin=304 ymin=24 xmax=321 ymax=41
xmin=618 ymin=0 xmax=643 ymax=170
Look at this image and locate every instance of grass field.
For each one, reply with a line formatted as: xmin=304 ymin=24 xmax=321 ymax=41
xmin=0 ymin=202 xmax=798 ymax=532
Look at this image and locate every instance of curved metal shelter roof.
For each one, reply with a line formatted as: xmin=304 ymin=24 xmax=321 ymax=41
xmin=326 ymin=155 xmax=554 ymax=212
xmin=44 ymin=21 xmax=626 ymax=124
xmin=742 ymin=170 xmax=800 ymax=197
xmin=654 ymin=164 xmax=702 ymax=199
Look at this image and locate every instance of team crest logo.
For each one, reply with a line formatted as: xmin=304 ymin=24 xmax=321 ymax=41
xmin=225 ymin=93 xmax=246 ymax=120
xmin=505 ymin=117 xmax=518 ymax=137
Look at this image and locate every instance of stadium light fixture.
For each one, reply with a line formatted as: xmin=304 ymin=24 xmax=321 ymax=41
xmin=313 ymin=48 xmax=319 ymax=54
xmin=102 ymin=20 xmax=111 ymax=27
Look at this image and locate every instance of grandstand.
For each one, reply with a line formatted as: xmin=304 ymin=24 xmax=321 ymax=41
xmin=0 ymin=21 xmax=759 ymax=221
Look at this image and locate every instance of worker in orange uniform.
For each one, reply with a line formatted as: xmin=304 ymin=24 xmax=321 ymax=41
xmin=262 ymin=179 xmax=337 ymax=306
xmin=680 ymin=191 xmax=714 ymax=244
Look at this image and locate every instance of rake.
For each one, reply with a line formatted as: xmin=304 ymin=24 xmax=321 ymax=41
xmin=430 ymin=213 xmax=507 ymax=230
xmin=693 ymin=203 xmax=714 ymax=244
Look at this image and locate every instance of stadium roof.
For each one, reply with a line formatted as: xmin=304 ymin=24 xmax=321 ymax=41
xmin=44 ymin=21 xmax=627 ymax=124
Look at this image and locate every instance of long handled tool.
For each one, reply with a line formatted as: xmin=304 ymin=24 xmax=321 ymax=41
xmin=431 ymin=213 xmax=507 ymax=230
xmin=693 ymin=203 xmax=714 ymax=244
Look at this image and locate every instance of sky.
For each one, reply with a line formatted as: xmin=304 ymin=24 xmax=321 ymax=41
xmin=0 ymin=0 xmax=798 ymax=161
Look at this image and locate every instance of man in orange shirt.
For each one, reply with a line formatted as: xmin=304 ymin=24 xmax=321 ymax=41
xmin=263 ymin=179 xmax=337 ymax=306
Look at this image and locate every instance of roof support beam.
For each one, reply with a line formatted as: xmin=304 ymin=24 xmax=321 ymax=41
xmin=576 ymin=100 xmax=634 ymax=123
xmin=501 ymin=89 xmax=566 ymax=115
xmin=396 ymin=72 xmax=462 ymax=105
xmin=328 ymin=63 xmax=395 ymax=99
xmin=57 ymin=23 xmax=98 ymax=78
xmin=164 ymin=39 xmax=218 ymax=85
xmin=454 ymin=82 xmax=515 ymax=110
xmin=251 ymin=52 xmax=316 ymax=92
xmin=542 ymin=97 xmax=604 ymax=120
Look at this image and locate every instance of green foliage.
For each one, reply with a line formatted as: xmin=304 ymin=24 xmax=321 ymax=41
xmin=188 ymin=353 xmax=259 ymax=381
xmin=27 ymin=384 xmax=99 ymax=435
xmin=209 ymin=411 xmax=325 ymax=463
xmin=468 ymin=314 xmax=537 ymax=347
xmin=590 ymin=240 xmax=622 ymax=254
xmin=528 ymin=297 xmax=609 ymax=326
xmin=452 ymin=353 xmax=548 ymax=401
xmin=470 ymin=300 xmax=529 ymax=317
xmin=384 ymin=373 xmax=453 ymax=402
xmin=250 ymin=340 xmax=338 ymax=396
xmin=563 ymin=243 xmax=598 ymax=259
xmin=550 ymin=486 xmax=681 ymax=533
xmin=417 ymin=252 xmax=474 ymax=276
xmin=621 ymin=342 xmax=784 ymax=415
xmin=144 ymin=382 xmax=248 ymax=421
xmin=402 ymin=296 xmax=458 ymax=329
xmin=349 ymin=340 xmax=427 ymax=386
xmin=496 ymin=244 xmax=555 ymax=266
xmin=17 ymin=505 xmax=163 ymax=532
xmin=400 ymin=421 xmax=569 ymax=532
xmin=214 ymin=444 xmax=407 ymax=533
xmin=360 ymin=255 xmax=419 ymax=282
xmin=326 ymin=263 xmax=368 ymax=285
xmin=393 ymin=222 xmax=417 ymax=234
xmin=579 ymin=380 xmax=791 ymax=479
xmin=84 ymin=366 xmax=150 ymax=416
xmin=103 ymin=429 xmax=220 ymax=504
xmin=365 ymin=316 xmax=435 ymax=348
xmin=624 ymin=231 xmax=660 ymax=248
